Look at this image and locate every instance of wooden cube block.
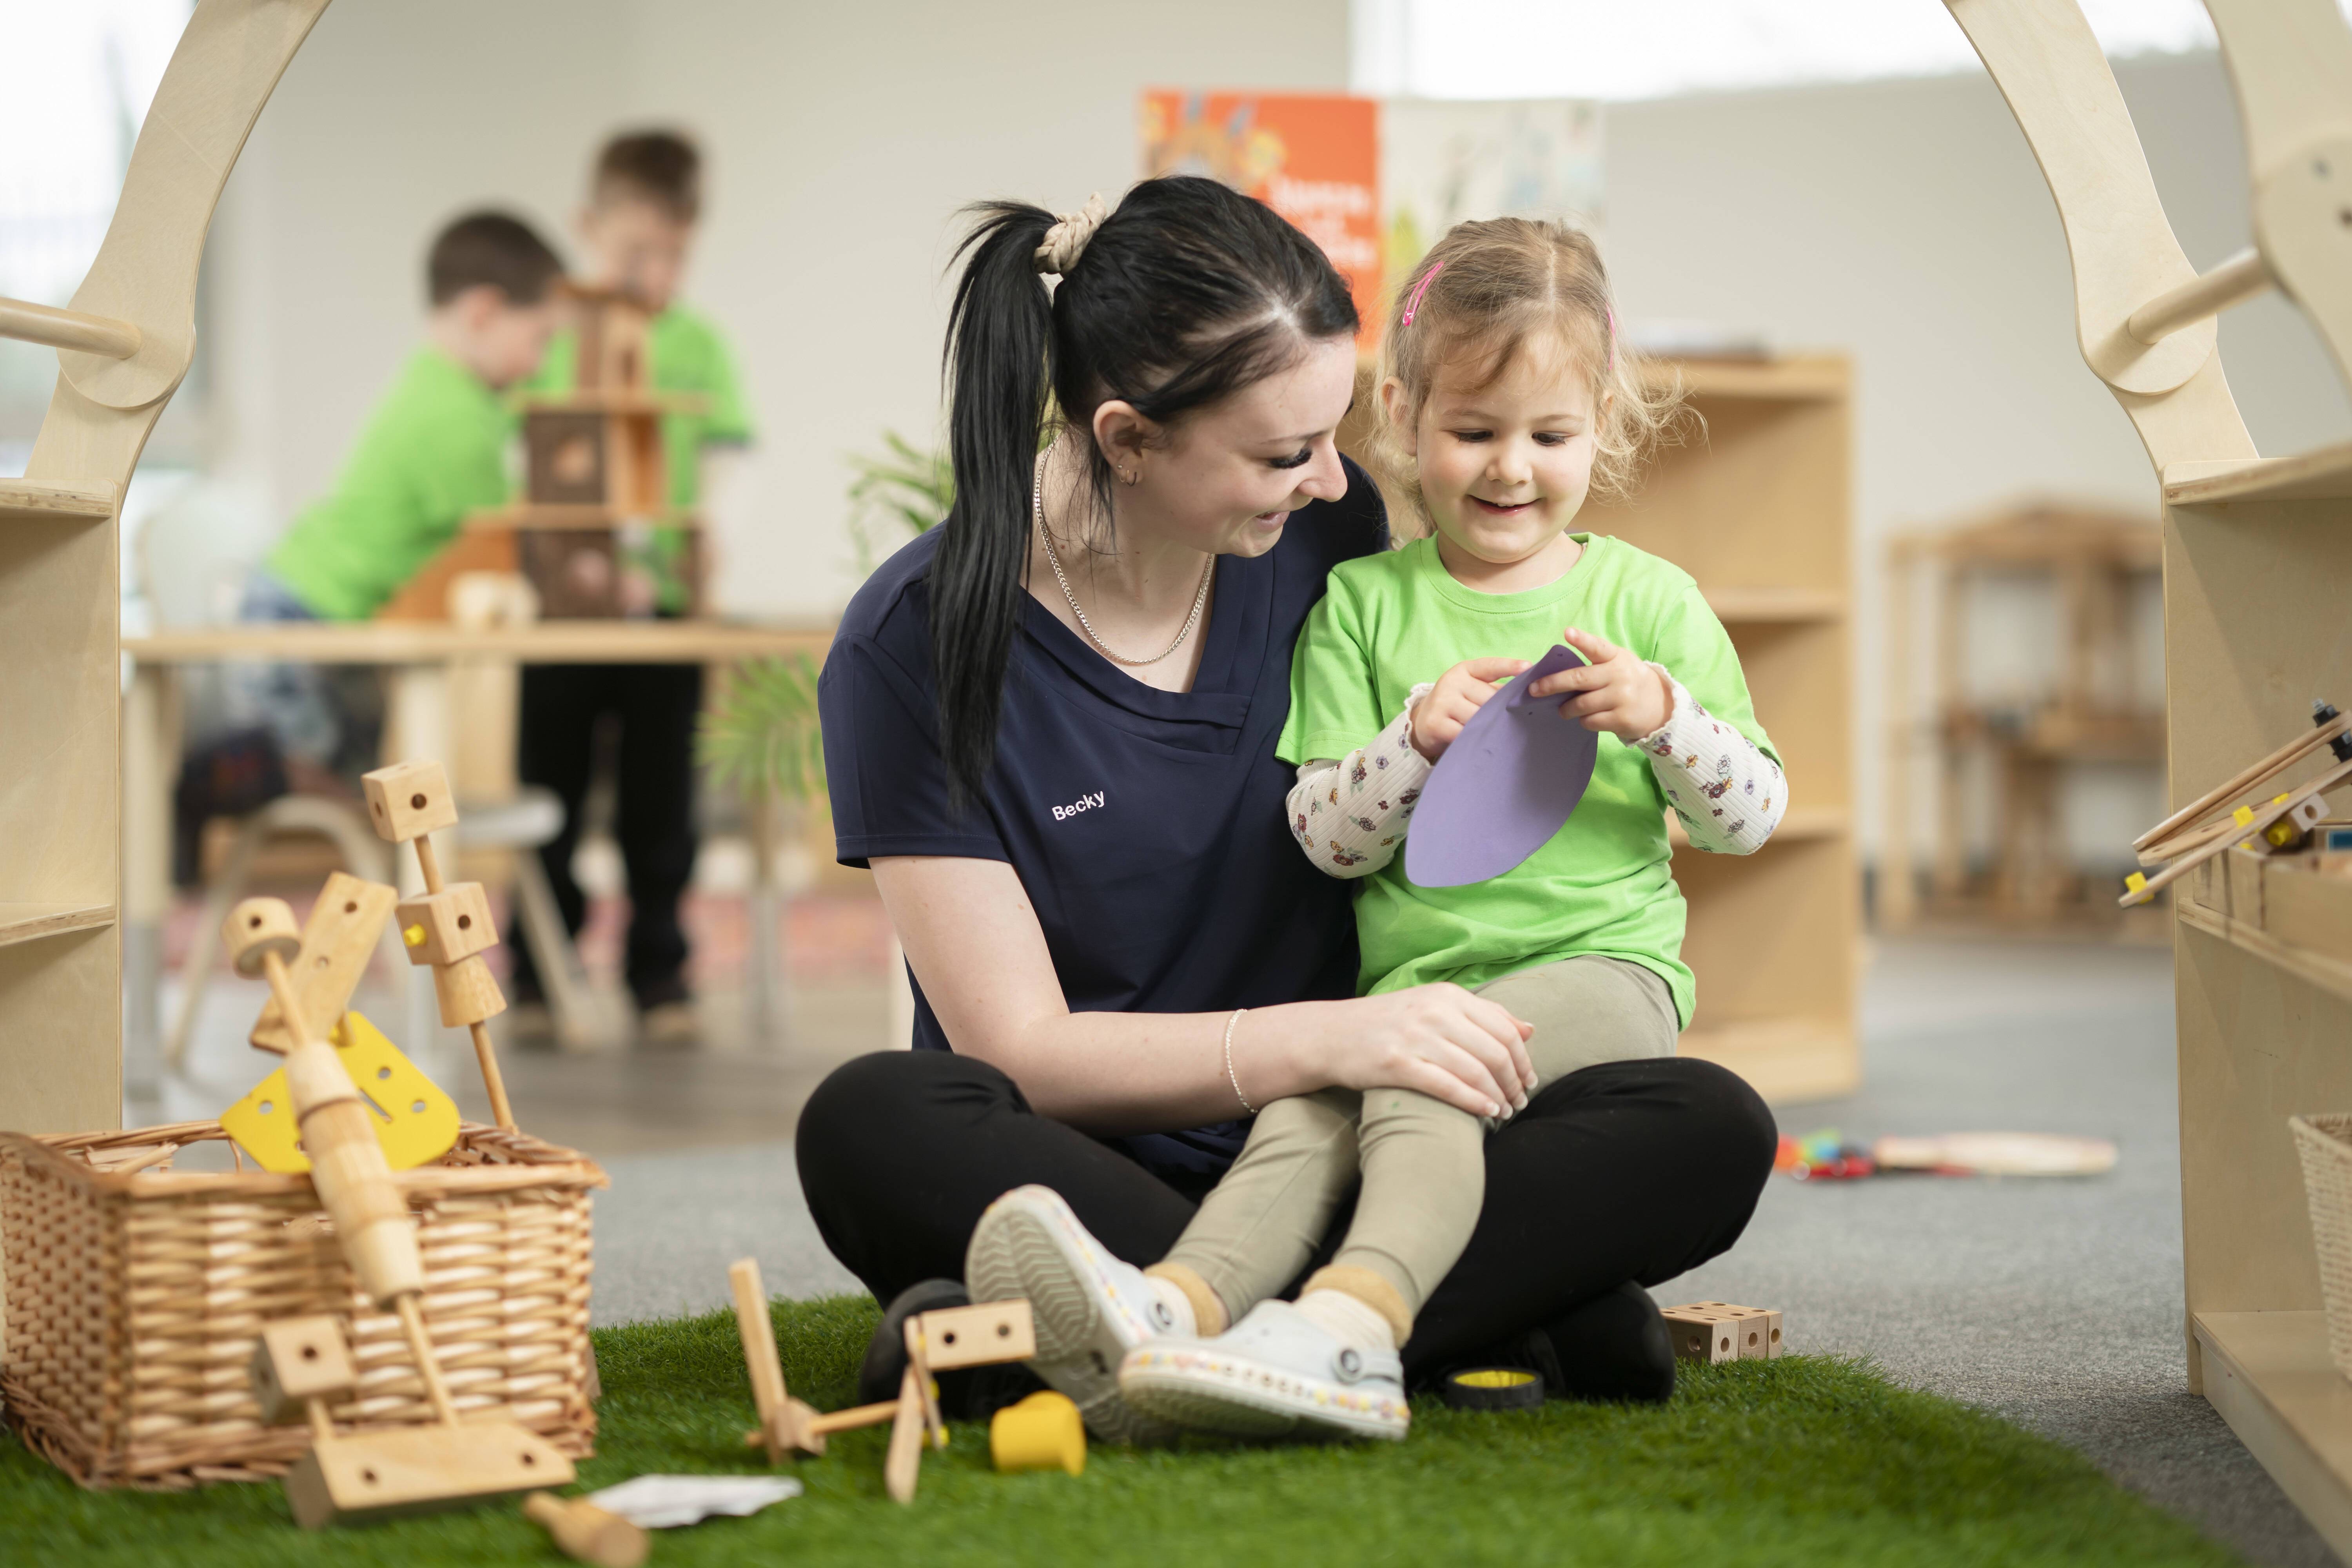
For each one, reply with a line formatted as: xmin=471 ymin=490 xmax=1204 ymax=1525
xmin=1677 ymin=1301 xmax=1785 ymax=1361
xmin=396 ymin=883 xmax=498 ymax=967
xmin=1661 ymin=1306 xmax=1739 ymax=1364
xmin=363 ymin=761 xmax=459 ymax=844
xmin=251 ymin=1316 xmax=355 ymax=1423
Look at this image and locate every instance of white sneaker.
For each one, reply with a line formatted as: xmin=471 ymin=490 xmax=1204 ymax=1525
xmin=1119 ymin=1299 xmax=1411 ymax=1442
xmin=963 ymin=1185 xmax=1179 ymax=1446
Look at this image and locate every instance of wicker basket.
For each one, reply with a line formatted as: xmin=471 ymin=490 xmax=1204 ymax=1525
xmin=0 ymin=1120 xmax=605 ymax=1489
xmin=2292 ymin=1114 xmax=2352 ymax=1381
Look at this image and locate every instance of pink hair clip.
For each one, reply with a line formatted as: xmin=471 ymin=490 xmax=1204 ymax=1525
xmin=1401 ymin=261 xmax=1444 ymax=327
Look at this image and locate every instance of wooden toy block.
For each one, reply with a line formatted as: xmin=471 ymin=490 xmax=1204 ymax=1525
xmin=883 ymin=1363 xmax=927 ymax=1505
xmin=251 ymin=1316 xmax=355 ymax=1425
xmin=396 ymin=883 xmax=498 ymax=967
xmin=362 ymin=759 xmax=459 ymax=844
xmin=225 ymin=898 xmax=301 ymax=975
xmin=990 ymin=1390 xmax=1087 ymax=1476
xmin=433 ymin=954 xmax=506 ymax=1027
xmin=251 ymin=873 xmax=399 ymax=1052
xmin=1661 ymin=1307 xmax=1739 ymax=1364
xmin=284 ymin=1421 xmax=573 ymax=1529
xmin=729 ymin=1256 xmax=901 ymax=1459
xmin=911 ymin=1299 xmax=1037 ymax=1370
xmin=524 ymin=1492 xmax=649 ymax=1568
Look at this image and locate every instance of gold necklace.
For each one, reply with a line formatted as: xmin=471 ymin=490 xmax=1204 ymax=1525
xmin=1033 ymin=452 xmax=1213 ymax=668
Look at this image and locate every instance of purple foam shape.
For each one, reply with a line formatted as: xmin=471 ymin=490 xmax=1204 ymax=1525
xmin=1404 ymin=644 xmax=1598 ymax=888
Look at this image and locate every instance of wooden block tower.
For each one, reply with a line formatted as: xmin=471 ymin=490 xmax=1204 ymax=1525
xmin=474 ymin=282 xmax=707 ymax=620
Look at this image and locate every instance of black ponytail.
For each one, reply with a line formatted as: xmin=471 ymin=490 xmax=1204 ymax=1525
xmin=931 ymin=176 xmax=1358 ymax=803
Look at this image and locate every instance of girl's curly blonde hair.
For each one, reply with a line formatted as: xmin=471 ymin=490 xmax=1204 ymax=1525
xmin=1369 ymin=218 xmax=1689 ymax=536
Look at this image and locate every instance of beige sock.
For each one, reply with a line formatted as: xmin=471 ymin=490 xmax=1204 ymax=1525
xmin=1296 ymin=1264 xmax=1415 ymax=1353
xmin=1145 ymin=1261 xmax=1228 ymax=1336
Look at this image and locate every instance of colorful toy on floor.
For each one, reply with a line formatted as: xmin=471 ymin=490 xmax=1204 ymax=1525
xmin=1660 ymin=1302 xmax=1784 ymax=1363
xmin=989 ymin=1391 xmax=1087 ymax=1475
xmin=524 ymin=1491 xmax=650 ymax=1568
xmin=1775 ymin=1129 xmax=2118 ymax=1180
xmin=226 ymin=895 xmax=574 ymax=1526
xmin=729 ymin=1256 xmax=1037 ymax=1503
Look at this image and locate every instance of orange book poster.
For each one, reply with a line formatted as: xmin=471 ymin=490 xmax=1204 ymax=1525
xmin=1141 ymin=91 xmax=1381 ymax=345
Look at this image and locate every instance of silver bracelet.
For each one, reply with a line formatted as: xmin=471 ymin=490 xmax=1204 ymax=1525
xmin=1223 ymin=1007 xmax=1254 ymax=1114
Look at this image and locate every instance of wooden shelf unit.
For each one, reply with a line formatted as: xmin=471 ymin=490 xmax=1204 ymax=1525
xmin=0 ymin=0 xmax=325 ymax=1134
xmin=1592 ymin=354 xmax=1858 ymax=1104
xmin=1953 ymin=0 xmax=2352 ymax=1552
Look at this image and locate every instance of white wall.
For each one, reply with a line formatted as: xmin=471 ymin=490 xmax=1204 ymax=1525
xmin=200 ymin=0 xmax=1350 ymax=622
xmin=1603 ymin=53 xmax=2352 ymax=862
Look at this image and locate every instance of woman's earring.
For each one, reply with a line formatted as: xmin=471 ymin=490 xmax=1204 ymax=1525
xmin=1119 ymin=465 xmax=1140 ymax=486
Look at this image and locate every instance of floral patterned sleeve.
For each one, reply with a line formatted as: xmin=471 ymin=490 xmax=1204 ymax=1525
xmin=1638 ymin=665 xmax=1786 ymax=854
xmin=1285 ymin=684 xmax=1434 ymax=880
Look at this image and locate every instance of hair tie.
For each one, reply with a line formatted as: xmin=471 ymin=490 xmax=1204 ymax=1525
xmin=1400 ymin=260 xmax=1444 ymax=327
xmin=1034 ymin=192 xmax=1109 ymax=276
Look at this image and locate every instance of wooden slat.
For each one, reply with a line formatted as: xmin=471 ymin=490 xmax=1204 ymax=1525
xmin=1670 ymin=357 xmax=1851 ymax=402
xmin=0 ymin=902 xmax=116 ymax=949
xmin=1702 ymin=586 xmax=1845 ymax=623
xmin=0 ymin=479 xmax=115 ymax=523
xmin=2194 ymin=1313 xmax=2352 ymax=1563
xmin=127 ymin=620 xmax=833 ymax=666
xmin=2165 ymin=443 xmax=2352 ymax=506
xmin=2178 ymin=897 xmax=2352 ymax=1009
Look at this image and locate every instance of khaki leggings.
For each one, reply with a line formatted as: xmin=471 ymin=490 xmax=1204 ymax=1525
xmin=1157 ymin=955 xmax=1680 ymax=1332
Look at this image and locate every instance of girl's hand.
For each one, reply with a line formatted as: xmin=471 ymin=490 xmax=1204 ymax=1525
xmin=1320 ymin=983 xmax=1537 ymax=1119
xmin=1408 ymin=657 xmax=1533 ymax=762
xmin=1526 ymin=627 xmax=1673 ymax=742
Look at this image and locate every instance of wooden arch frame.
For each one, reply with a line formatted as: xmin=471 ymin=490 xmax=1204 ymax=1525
xmin=1950 ymin=0 xmax=2352 ymax=1549
xmin=0 ymin=0 xmax=330 ymax=1132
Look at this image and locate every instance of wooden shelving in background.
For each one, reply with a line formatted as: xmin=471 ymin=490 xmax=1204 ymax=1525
xmin=1594 ymin=354 xmax=1858 ymax=1104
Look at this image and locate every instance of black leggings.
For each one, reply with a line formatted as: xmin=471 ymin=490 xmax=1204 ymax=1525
xmin=796 ymin=1049 xmax=1777 ymax=1378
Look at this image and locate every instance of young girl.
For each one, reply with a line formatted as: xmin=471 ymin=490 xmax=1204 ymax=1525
xmin=966 ymin=217 xmax=1785 ymax=1441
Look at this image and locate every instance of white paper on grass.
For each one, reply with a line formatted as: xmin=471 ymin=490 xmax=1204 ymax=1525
xmin=586 ymin=1474 xmax=804 ymax=1528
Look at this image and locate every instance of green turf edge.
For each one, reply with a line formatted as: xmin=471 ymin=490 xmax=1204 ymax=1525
xmin=1 ymin=1294 xmax=2247 ymax=1568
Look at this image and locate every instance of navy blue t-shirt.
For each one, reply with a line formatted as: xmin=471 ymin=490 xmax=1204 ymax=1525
xmin=818 ymin=457 xmax=1388 ymax=1179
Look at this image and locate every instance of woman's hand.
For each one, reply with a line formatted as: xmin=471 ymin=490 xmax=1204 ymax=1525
xmin=1409 ymin=657 xmax=1533 ymax=762
xmin=1525 ymin=627 xmax=1673 ymax=742
xmin=1308 ymin=983 xmax=1537 ymax=1120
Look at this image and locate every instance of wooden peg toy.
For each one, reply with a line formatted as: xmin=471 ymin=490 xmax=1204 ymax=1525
xmin=227 ymin=897 xmax=574 ymax=1528
xmin=252 ymin=1316 xmax=356 ymax=1440
xmin=730 ymin=1257 xmax=900 ymax=1461
xmin=523 ymin=1492 xmax=649 ymax=1568
xmin=250 ymin=871 xmax=400 ymax=1053
xmin=363 ymin=759 xmax=516 ymax=1132
xmin=989 ymin=1391 xmax=1086 ymax=1477
xmin=2123 ymin=702 xmax=2352 ymax=907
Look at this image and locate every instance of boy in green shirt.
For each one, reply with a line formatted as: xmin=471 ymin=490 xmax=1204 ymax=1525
xmin=236 ymin=213 xmax=563 ymax=777
xmin=510 ymin=131 xmax=756 ymax=1042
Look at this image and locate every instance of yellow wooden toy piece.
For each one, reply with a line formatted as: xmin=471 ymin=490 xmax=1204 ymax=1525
xmin=221 ymin=1011 xmax=459 ymax=1174
xmin=989 ymin=1391 xmax=1086 ymax=1476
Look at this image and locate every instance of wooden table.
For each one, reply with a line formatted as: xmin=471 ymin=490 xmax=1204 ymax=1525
xmin=122 ymin=620 xmax=832 ymax=1078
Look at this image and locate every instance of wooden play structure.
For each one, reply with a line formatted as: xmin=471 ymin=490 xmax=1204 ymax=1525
xmin=1590 ymin=356 xmax=1859 ymax=1103
xmin=730 ymin=1257 xmax=1045 ymax=1504
xmin=1881 ymin=501 xmax=2164 ymax=929
xmin=1949 ymin=0 xmax=2352 ymax=1550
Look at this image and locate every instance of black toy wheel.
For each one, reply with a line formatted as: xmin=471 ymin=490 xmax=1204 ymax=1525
xmin=1440 ymin=1366 xmax=1546 ymax=1411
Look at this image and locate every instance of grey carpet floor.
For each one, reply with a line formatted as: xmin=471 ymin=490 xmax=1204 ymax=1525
xmin=585 ymin=935 xmax=2330 ymax=1566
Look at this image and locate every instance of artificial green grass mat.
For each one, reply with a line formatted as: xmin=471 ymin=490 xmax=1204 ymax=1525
xmin=4 ymin=1294 xmax=2241 ymax=1568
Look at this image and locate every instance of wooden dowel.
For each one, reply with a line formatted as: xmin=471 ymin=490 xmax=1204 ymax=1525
xmin=470 ymin=1021 xmax=515 ymax=1131
xmin=2123 ymin=755 xmax=2352 ymax=906
xmin=396 ymin=1293 xmax=460 ymax=1426
xmin=413 ymin=833 xmax=443 ymax=894
xmin=0 ymin=295 xmax=141 ymax=358
xmin=806 ymin=1399 xmax=902 ymax=1436
xmin=2133 ymin=707 xmax=2350 ymax=850
xmin=307 ymin=1398 xmax=335 ymax=1446
xmin=2127 ymin=247 xmax=2272 ymax=344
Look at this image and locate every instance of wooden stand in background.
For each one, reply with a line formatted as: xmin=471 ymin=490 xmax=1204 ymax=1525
xmin=1589 ymin=355 xmax=1859 ymax=1104
xmin=1956 ymin=0 xmax=2352 ymax=1553
xmin=1882 ymin=502 xmax=2163 ymax=930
